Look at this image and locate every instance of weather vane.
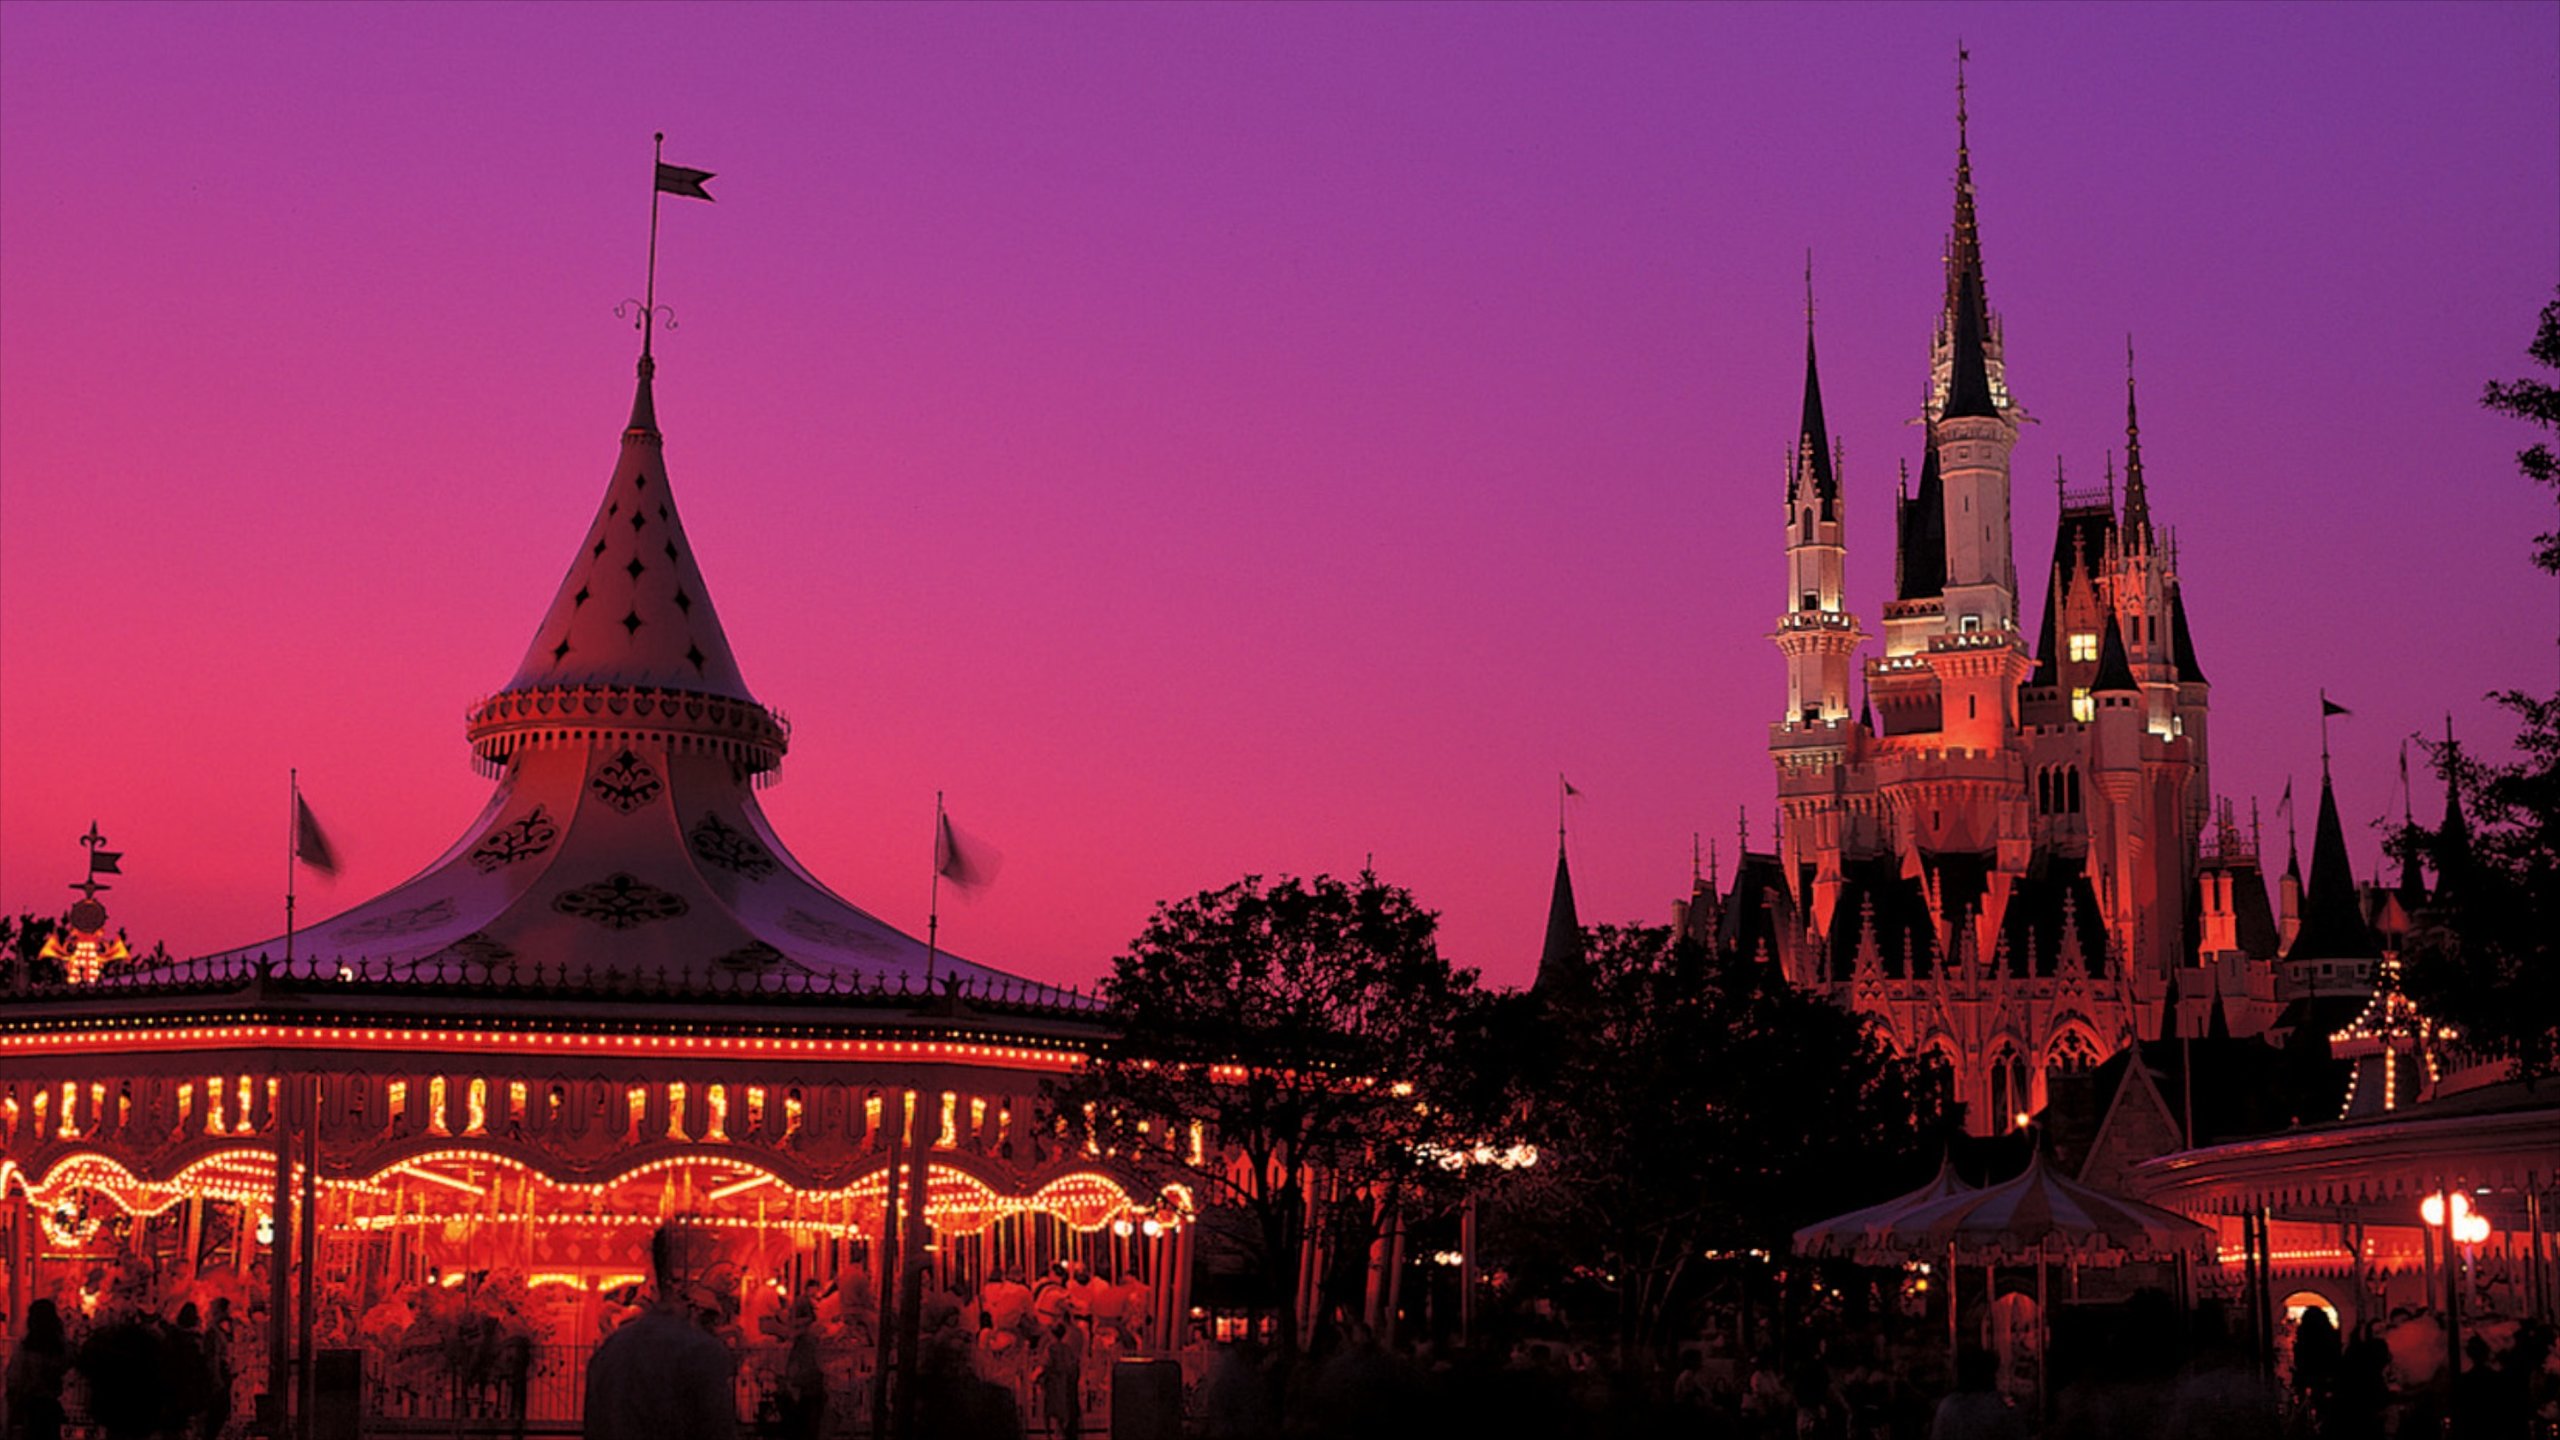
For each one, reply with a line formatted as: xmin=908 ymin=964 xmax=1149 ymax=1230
xmin=44 ymin=822 xmax=130 ymax=983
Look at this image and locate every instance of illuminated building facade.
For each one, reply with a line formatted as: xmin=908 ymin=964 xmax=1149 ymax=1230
xmin=1745 ymin=78 xmax=2248 ymax=1133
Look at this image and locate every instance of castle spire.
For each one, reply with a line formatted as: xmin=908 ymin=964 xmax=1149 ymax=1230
xmin=2122 ymin=337 xmax=2152 ymax=547
xmin=1795 ymin=252 xmax=1837 ymax=505
xmin=2289 ymin=771 xmax=2380 ymax=960
xmin=1947 ymin=44 xmax=1985 ymax=334
xmin=2433 ymin=716 xmax=2472 ymax=900
xmin=2395 ymin=739 xmax=2429 ymax=911
xmin=1894 ymin=430 xmax=1948 ymax=600
xmin=1533 ymin=841 xmax=1586 ymax=996
xmin=1930 ymin=45 xmax=2013 ymax=425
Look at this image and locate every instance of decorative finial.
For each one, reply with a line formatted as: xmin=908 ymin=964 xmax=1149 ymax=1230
xmin=1804 ymin=249 xmax=1817 ymax=335
xmin=2126 ymin=335 xmax=2144 ymax=450
xmin=1956 ymin=41 xmax=1970 ymax=139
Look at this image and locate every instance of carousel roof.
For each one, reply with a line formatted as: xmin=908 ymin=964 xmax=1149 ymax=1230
xmin=188 ymin=358 xmax=1032 ymax=995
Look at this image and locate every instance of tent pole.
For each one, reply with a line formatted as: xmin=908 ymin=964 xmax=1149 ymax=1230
xmin=1946 ymin=1243 xmax=1959 ymax=1383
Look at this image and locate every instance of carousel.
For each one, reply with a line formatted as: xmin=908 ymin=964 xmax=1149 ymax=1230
xmin=0 ymin=350 xmax=1194 ymax=1433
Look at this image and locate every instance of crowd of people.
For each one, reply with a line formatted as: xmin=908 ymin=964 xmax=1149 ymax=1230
xmin=2 ymin=1295 xmax=235 ymax=1440
xmin=12 ymin=1250 xmax=2558 ymax=1437
xmin=580 ymin=1227 xmax=1164 ymax=1440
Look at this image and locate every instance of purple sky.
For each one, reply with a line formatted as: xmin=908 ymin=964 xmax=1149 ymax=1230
xmin=4 ymin=2 xmax=2554 ymax=989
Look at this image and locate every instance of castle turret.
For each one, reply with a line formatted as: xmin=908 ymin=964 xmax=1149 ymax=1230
xmin=1774 ymin=276 xmax=1862 ymax=728
xmin=1533 ymin=840 xmax=1587 ymax=997
xmin=1771 ymin=275 xmax=1867 ymax=933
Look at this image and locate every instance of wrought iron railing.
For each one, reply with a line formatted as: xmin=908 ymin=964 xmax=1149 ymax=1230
xmin=3 ymin=951 xmax=1110 ymax=1018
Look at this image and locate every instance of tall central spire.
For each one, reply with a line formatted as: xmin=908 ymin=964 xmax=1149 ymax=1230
xmin=1946 ymin=47 xmax=1986 ymax=337
xmin=2122 ymin=338 xmax=2153 ymax=545
xmin=1928 ymin=45 xmax=2014 ymax=424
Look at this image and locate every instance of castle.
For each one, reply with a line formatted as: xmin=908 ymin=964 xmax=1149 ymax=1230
xmin=1688 ymin=75 xmax=2399 ymax=1133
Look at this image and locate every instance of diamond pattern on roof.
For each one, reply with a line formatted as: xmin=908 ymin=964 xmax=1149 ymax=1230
xmin=497 ymin=377 xmax=761 ymax=701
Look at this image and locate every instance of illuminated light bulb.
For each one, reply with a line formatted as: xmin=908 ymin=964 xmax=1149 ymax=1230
xmin=1140 ymin=1219 xmax=1162 ymax=1239
xmin=2455 ymin=1214 xmax=2490 ymax=1246
xmin=1112 ymin=1219 xmax=1135 ymax=1238
xmin=2422 ymin=1194 xmax=2448 ymax=1228
xmin=256 ymin=1215 xmax=275 ymax=1247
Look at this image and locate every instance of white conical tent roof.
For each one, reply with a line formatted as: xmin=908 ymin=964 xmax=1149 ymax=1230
xmin=180 ymin=361 xmax=1046 ymax=1000
xmin=501 ymin=367 xmax=757 ymax=702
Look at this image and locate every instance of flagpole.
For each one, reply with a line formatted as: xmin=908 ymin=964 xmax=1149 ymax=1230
xmin=643 ymin=133 xmax=664 ymax=362
xmin=2320 ymin=689 xmax=2333 ymax=776
xmin=925 ymin=791 xmax=943 ymax=987
xmin=286 ymin=768 xmax=298 ymax=965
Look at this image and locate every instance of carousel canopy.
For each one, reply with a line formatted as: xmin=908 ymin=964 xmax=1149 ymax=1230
xmin=1791 ymin=1155 xmax=1975 ymax=1261
xmin=180 ymin=359 xmax=1033 ymax=995
xmin=1869 ymin=1151 xmax=2211 ymax=1266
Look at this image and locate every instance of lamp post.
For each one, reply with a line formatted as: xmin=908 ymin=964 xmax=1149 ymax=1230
xmin=1431 ymin=1142 xmax=1536 ymax=1350
xmin=2421 ymin=1186 xmax=2486 ymax=1413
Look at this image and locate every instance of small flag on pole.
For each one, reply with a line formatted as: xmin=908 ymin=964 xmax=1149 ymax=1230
xmin=2276 ymin=779 xmax=2293 ymax=819
xmin=654 ymin=162 xmax=715 ymax=201
xmin=89 ymin=849 xmax=123 ymax=877
xmin=1562 ymin=776 xmax=1582 ymax=798
xmin=933 ymin=810 xmax=1000 ymax=891
xmin=295 ymin=795 xmax=339 ymax=877
xmin=2321 ymin=697 xmax=2352 ymax=718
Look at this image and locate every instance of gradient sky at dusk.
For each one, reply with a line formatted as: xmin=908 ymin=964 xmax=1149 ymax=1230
xmin=4 ymin=3 xmax=2555 ymax=990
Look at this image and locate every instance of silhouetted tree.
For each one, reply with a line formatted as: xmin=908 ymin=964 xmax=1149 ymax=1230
xmin=1488 ymin=924 xmax=1954 ymax=1360
xmin=1045 ymin=870 xmax=1487 ymax=1357
xmin=2404 ymin=288 xmax=2560 ymax=1083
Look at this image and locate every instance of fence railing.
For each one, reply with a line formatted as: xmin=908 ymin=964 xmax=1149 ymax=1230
xmin=6 ymin=950 xmax=1111 ymax=1018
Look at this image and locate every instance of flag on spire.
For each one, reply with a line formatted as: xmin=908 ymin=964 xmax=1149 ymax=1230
xmin=2322 ymin=696 xmax=2352 ymax=718
xmin=295 ymin=795 xmax=339 ymax=877
xmin=654 ymin=162 xmax=715 ymax=201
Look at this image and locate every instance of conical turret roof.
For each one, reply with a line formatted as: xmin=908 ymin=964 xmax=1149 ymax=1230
xmin=1895 ymin=438 xmax=1948 ymax=601
xmin=501 ymin=360 xmax=758 ymax=703
xmin=1794 ymin=313 xmax=1838 ymax=507
xmin=1942 ymin=264 xmax=1999 ymax=421
xmin=2288 ymin=773 xmax=2379 ymax=961
xmin=1533 ymin=844 xmax=1586 ymax=996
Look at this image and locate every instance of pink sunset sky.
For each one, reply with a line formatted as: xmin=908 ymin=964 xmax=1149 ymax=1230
xmin=3 ymin=3 xmax=2554 ymax=991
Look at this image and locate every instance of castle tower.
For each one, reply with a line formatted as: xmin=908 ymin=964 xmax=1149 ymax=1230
xmin=1903 ymin=69 xmax=2033 ymax=791
xmin=1725 ymin=60 xmax=2234 ymax=1132
xmin=1770 ymin=277 xmax=1865 ymax=936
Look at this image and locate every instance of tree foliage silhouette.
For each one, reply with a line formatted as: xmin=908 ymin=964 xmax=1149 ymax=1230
xmin=1044 ymin=870 xmax=1486 ymax=1355
xmin=1487 ymin=924 xmax=1954 ymax=1358
xmin=2405 ymin=287 xmax=2560 ymax=1082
